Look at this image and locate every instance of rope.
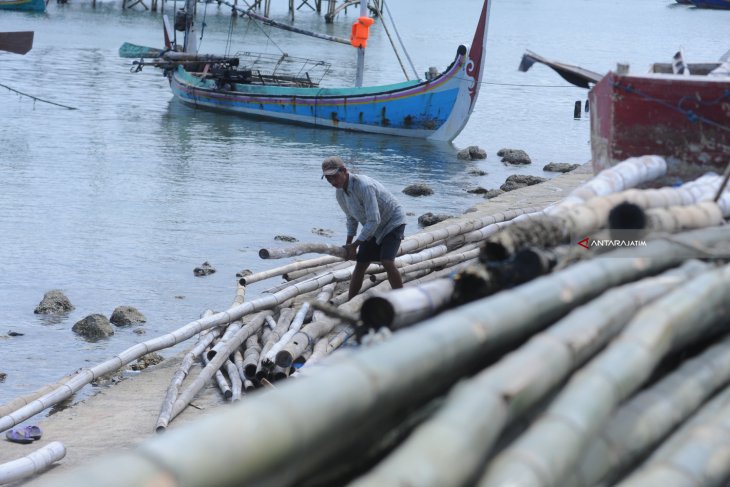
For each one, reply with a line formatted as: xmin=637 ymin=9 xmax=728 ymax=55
xmin=616 ymin=82 xmax=730 ymax=133
xmin=382 ymin=0 xmax=419 ymax=80
xmin=370 ymin=0 xmax=409 ymax=81
xmin=234 ymin=0 xmax=286 ymax=54
xmin=0 ymin=83 xmax=77 ymax=110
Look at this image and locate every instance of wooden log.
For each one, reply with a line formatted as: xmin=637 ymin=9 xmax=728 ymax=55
xmin=350 ymin=260 xmax=710 ymax=487
xmin=259 ymin=243 xmax=346 ymax=260
xmin=0 ymin=441 xmax=66 ymax=485
xmin=568 ymin=334 xmax=730 ymax=486
xmin=479 ymin=262 xmax=730 ymax=487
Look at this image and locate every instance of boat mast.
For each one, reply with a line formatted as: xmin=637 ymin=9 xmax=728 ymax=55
xmin=355 ymin=0 xmax=367 ymax=87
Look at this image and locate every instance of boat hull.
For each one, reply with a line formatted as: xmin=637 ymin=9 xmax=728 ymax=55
xmin=688 ymin=0 xmax=730 ymax=9
xmin=170 ymin=48 xmax=472 ymax=141
xmin=589 ymin=71 xmax=730 ymax=184
xmin=0 ymin=0 xmax=45 ymax=12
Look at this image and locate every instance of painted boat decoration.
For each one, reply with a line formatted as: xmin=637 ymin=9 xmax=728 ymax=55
xmin=130 ymin=0 xmax=492 ymax=142
xmin=519 ymin=49 xmax=730 ymax=185
xmin=0 ymin=0 xmax=45 ymax=12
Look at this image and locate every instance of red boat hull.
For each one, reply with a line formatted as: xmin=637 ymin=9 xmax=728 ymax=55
xmin=589 ymin=71 xmax=730 ymax=184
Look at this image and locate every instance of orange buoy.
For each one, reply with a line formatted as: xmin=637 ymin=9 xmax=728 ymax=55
xmin=350 ymin=16 xmax=375 ymax=49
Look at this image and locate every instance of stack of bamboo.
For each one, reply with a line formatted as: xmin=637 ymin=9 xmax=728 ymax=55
xmin=8 ymin=155 xmax=730 ymax=487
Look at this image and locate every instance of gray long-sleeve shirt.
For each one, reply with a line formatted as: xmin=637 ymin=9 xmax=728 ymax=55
xmin=336 ymin=173 xmax=406 ymax=244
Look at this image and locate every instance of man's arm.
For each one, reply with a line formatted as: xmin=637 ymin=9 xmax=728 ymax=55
xmin=355 ymin=185 xmax=381 ymax=243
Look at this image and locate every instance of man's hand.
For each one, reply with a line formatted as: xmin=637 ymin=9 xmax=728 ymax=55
xmin=344 ymin=241 xmax=360 ymax=260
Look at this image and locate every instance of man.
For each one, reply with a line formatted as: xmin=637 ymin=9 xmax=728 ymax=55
xmin=322 ymin=156 xmax=406 ymax=300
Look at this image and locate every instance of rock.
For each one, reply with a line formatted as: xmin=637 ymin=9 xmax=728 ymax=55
xmin=312 ymin=228 xmax=334 ymax=237
xmin=544 ymin=162 xmax=580 ymax=173
xmin=403 ymin=183 xmax=434 ymax=197
xmin=497 ymin=148 xmax=532 ymax=165
xmin=236 ymin=269 xmax=253 ymax=278
xmin=110 ymin=306 xmax=146 ymax=327
xmin=500 ymin=174 xmax=547 ymax=192
xmin=468 ymin=168 xmax=487 ymax=176
xmin=418 ymin=212 xmax=453 ymax=227
xmin=8 ymin=330 xmax=24 ymax=337
xmin=129 ymin=352 xmax=164 ymax=371
xmin=466 ymin=186 xmax=488 ymax=195
xmin=34 ymin=289 xmax=74 ymax=315
xmin=72 ymin=314 xmax=114 ymax=340
xmin=194 ymin=261 xmax=216 ymax=277
xmin=174 ymin=295 xmax=185 ymax=300
xmin=0 ymin=372 xmax=6 ymax=382
xmin=133 ymin=328 xmax=146 ymax=335
xmin=274 ymin=235 xmax=298 ymax=243
xmin=484 ymin=189 xmax=504 ymax=199
xmin=457 ymin=145 xmax=487 ymax=160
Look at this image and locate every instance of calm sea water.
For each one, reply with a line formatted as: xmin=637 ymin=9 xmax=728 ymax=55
xmin=0 ymin=0 xmax=726 ymax=405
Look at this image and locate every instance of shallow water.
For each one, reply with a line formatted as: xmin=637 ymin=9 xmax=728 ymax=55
xmin=0 ymin=0 xmax=727 ymax=405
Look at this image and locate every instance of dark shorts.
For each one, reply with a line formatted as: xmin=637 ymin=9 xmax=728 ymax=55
xmin=357 ymin=224 xmax=406 ymax=263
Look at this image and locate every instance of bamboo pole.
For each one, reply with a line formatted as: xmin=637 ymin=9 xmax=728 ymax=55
xmin=350 ymin=260 xmax=710 ymax=487
xmin=35 ymin=228 xmax=728 ymax=487
xmin=0 ymin=373 xmax=76 ymax=418
xmin=257 ymin=308 xmax=295 ymax=380
xmin=259 ymin=243 xmax=346 ymax=260
xmin=0 ymin=441 xmax=66 ymax=485
xmin=225 ymin=360 xmax=242 ymax=401
xmin=155 ymin=327 xmax=222 ymax=432
xmin=479 ymin=262 xmax=730 ymax=487
xmin=37 ymin=228 xmax=730 ymax=487
xmin=203 ymin=345 xmax=232 ymax=400
xmin=283 ymin=260 xmax=351 ymax=282
xmin=616 ymin=384 xmax=730 ymax=486
xmin=241 ymin=333 xmax=262 ymax=380
xmin=274 ymin=284 xmax=337 ymax=367
xmin=360 ymin=278 xmax=454 ymax=330
xmin=264 ymin=303 xmax=310 ymax=364
xmin=568 ymin=334 xmax=730 ymax=486
xmin=241 ymin=255 xmax=340 ymax=286
xmin=168 ymin=311 xmax=272 ymax=424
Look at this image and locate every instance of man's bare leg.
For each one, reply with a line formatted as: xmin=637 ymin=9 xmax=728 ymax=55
xmin=382 ymin=260 xmax=403 ymax=290
xmin=349 ymin=261 xmax=370 ymax=299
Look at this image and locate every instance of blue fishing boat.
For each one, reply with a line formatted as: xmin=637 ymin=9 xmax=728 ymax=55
xmin=0 ymin=0 xmax=45 ymax=12
xmin=688 ymin=0 xmax=730 ymax=8
xmin=133 ymin=0 xmax=491 ymax=142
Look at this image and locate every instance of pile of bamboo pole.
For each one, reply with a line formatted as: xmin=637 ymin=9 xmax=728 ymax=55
xmin=7 ymin=156 xmax=730 ymax=487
